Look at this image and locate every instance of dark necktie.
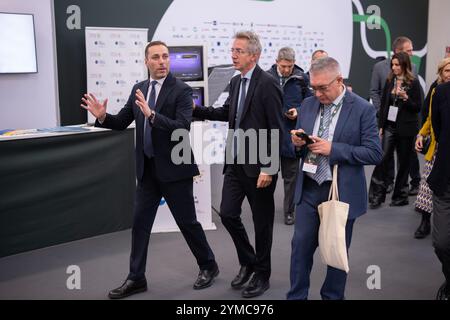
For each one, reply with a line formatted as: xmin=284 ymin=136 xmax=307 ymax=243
xmin=143 ymin=80 xmax=157 ymax=158
xmin=235 ymin=77 xmax=247 ymax=129
xmin=233 ymin=77 xmax=247 ymax=158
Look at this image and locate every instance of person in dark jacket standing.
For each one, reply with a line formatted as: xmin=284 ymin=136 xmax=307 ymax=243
xmin=428 ymin=81 xmax=450 ymax=300
xmin=369 ymin=52 xmax=423 ymax=208
xmin=267 ymin=47 xmax=311 ymax=225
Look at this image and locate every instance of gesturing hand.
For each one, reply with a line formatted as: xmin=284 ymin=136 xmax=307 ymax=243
xmin=81 ymin=93 xmax=107 ymax=122
xmin=135 ymin=89 xmax=153 ymax=118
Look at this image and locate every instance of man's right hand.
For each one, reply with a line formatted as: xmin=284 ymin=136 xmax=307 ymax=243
xmin=291 ymin=129 xmax=307 ymax=147
xmin=81 ymin=93 xmax=107 ymax=122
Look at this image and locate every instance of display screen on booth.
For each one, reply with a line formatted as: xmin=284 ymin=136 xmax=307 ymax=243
xmin=169 ymin=46 xmax=203 ymax=81
xmin=0 ymin=12 xmax=38 ymax=74
xmin=192 ymin=86 xmax=204 ymax=106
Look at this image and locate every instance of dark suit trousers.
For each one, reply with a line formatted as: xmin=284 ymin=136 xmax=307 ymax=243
xmin=288 ymin=176 xmax=355 ymax=300
xmin=432 ymin=181 xmax=450 ymax=285
xmin=128 ymin=157 xmax=216 ymax=281
xmin=219 ymin=164 xmax=277 ymax=280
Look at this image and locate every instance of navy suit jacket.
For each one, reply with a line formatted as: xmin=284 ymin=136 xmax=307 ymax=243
xmin=294 ymin=90 xmax=382 ymax=219
xmin=96 ymin=73 xmax=200 ymax=182
xmin=428 ymin=81 xmax=450 ymax=196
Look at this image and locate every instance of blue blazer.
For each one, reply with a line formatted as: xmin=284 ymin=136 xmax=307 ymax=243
xmin=96 ymin=73 xmax=200 ymax=182
xmin=294 ymin=90 xmax=382 ymax=219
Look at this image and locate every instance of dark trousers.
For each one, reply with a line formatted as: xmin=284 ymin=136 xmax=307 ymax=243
xmin=369 ymin=126 xmax=415 ymax=203
xmin=379 ymin=140 xmax=420 ymax=190
xmin=287 ymin=176 xmax=355 ymax=300
xmin=432 ymin=181 xmax=450 ymax=286
xmin=280 ymin=156 xmax=299 ymax=215
xmin=128 ymin=157 xmax=216 ymax=281
xmin=219 ymin=164 xmax=277 ymax=280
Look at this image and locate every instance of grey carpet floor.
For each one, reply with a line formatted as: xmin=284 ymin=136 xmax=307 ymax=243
xmin=0 ymin=165 xmax=443 ymax=300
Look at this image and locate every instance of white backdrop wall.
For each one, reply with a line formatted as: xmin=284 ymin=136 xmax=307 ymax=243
xmin=426 ymin=0 xmax=450 ymax=91
xmin=0 ymin=0 xmax=59 ymax=129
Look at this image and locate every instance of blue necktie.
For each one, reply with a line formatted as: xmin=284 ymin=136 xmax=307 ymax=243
xmin=144 ymin=80 xmax=157 ymax=158
xmin=313 ymin=104 xmax=332 ymax=185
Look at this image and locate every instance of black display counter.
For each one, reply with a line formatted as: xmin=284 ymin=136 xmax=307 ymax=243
xmin=0 ymin=128 xmax=135 ymax=258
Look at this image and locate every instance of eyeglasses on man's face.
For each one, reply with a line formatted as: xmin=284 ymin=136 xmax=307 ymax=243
xmin=230 ymin=48 xmax=248 ymax=55
xmin=310 ymin=76 xmax=340 ymax=93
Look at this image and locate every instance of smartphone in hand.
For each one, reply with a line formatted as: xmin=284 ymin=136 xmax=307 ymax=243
xmin=295 ymin=132 xmax=314 ymax=145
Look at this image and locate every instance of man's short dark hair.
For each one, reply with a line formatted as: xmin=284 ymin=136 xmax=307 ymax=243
xmin=145 ymin=41 xmax=169 ymax=57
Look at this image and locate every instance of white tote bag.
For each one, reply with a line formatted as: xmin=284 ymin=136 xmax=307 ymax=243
xmin=317 ymin=165 xmax=350 ymax=273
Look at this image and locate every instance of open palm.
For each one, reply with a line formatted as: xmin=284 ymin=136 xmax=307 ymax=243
xmin=81 ymin=93 xmax=108 ymax=120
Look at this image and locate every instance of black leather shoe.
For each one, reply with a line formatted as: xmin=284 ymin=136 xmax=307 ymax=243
xmin=414 ymin=219 xmax=431 ymax=239
xmin=389 ymin=199 xmax=409 ymax=207
xmin=193 ymin=264 xmax=219 ymax=290
xmin=284 ymin=213 xmax=295 ymax=225
xmin=108 ymin=279 xmax=147 ymax=299
xmin=231 ymin=265 xmax=254 ymax=289
xmin=242 ymin=274 xmax=270 ymax=298
xmin=436 ymin=282 xmax=449 ymax=300
xmin=409 ymin=185 xmax=419 ymax=196
xmin=386 ymin=184 xmax=394 ymax=194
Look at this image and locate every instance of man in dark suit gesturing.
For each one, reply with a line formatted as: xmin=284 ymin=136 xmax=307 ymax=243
xmin=81 ymin=41 xmax=218 ymax=299
xmin=193 ymin=31 xmax=283 ymax=298
xmin=428 ymin=81 xmax=450 ymax=300
xmin=289 ymin=57 xmax=382 ymax=300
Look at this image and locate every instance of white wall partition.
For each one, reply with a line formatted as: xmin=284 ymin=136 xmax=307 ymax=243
xmin=0 ymin=0 xmax=59 ymax=129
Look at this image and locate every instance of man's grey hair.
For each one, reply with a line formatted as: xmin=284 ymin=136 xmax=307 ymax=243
xmin=277 ymin=47 xmax=295 ymax=61
xmin=309 ymin=57 xmax=341 ymax=77
xmin=392 ymin=36 xmax=412 ymax=52
xmin=234 ymin=31 xmax=262 ymax=55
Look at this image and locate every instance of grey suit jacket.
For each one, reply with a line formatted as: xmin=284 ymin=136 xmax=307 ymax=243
xmin=370 ymin=59 xmax=418 ymax=113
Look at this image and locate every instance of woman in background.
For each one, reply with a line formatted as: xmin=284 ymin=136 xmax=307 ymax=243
xmin=369 ymin=52 xmax=423 ymax=209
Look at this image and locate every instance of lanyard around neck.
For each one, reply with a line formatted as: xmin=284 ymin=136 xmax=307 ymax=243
xmin=317 ymin=98 xmax=344 ymax=138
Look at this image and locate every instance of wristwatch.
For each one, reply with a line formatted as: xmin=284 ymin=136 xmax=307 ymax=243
xmin=148 ymin=110 xmax=155 ymax=121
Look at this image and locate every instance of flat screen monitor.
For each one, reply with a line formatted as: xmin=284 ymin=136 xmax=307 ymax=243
xmin=169 ymin=46 xmax=203 ymax=81
xmin=0 ymin=12 xmax=38 ymax=74
xmin=192 ymin=87 xmax=204 ymax=106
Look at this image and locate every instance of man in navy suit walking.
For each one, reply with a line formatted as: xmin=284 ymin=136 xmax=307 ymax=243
xmin=81 ymin=41 xmax=218 ymax=299
xmin=289 ymin=57 xmax=382 ymax=300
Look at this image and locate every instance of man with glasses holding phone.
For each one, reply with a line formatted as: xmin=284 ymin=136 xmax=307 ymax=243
xmin=289 ymin=57 xmax=382 ymax=300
